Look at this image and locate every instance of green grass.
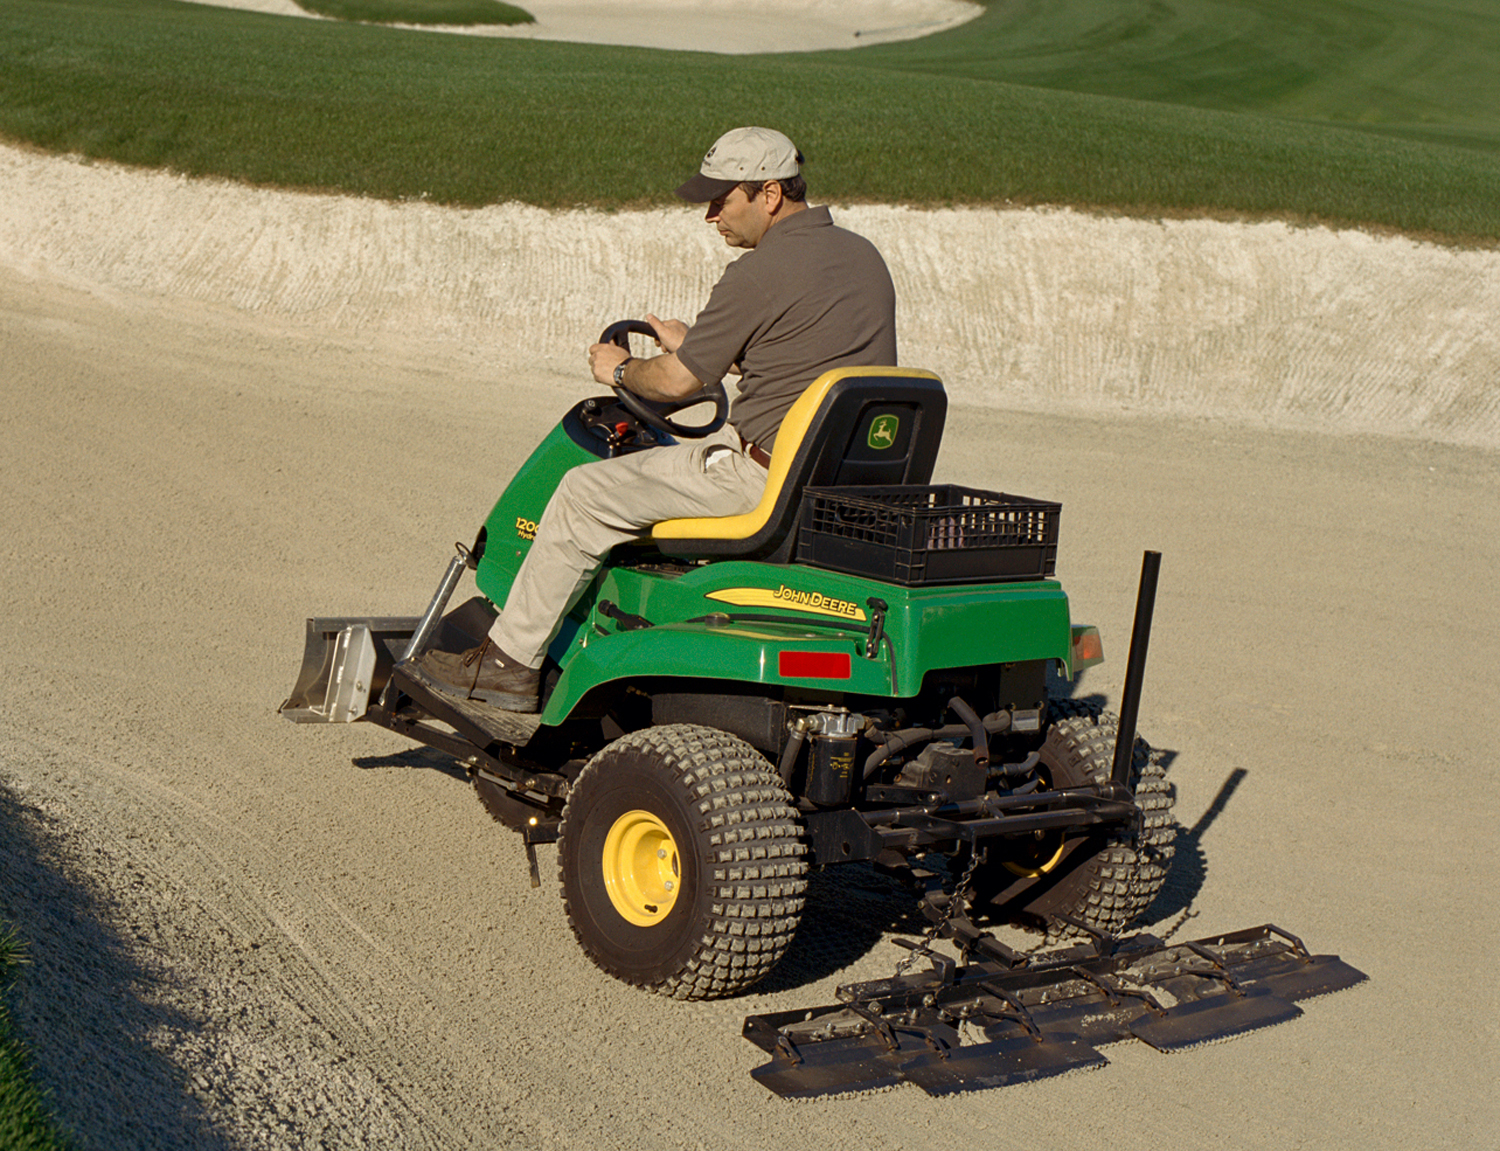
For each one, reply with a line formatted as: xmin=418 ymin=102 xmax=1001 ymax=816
xmin=293 ymin=0 xmax=532 ymax=26
xmin=0 ymin=927 xmax=70 ymax=1151
xmin=0 ymin=0 xmax=1497 ymax=240
xmin=868 ymin=0 xmax=1500 ymax=154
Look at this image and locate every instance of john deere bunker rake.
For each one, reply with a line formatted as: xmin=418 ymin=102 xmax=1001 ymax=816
xmin=282 ymin=333 xmax=1364 ymax=1096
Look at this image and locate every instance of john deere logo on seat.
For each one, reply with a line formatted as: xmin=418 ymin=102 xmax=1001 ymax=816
xmin=867 ymin=415 xmax=900 ymax=450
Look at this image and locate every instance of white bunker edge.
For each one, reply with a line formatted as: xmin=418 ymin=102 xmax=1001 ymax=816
xmin=4 ymin=141 xmax=1495 ymax=450
xmin=177 ymin=0 xmax=985 ymax=53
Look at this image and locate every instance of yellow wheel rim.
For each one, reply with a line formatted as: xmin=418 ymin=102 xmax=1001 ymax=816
xmin=1003 ymin=765 xmax=1069 ymax=877
xmin=601 ymin=810 xmax=681 ymax=927
xmin=1001 ymin=837 xmax=1069 ymax=879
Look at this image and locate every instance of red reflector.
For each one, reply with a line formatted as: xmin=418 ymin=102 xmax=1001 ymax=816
xmin=778 ymin=651 xmax=852 ymax=679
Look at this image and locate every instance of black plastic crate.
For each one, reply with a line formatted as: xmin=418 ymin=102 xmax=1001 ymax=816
xmin=795 ymin=485 xmax=1060 ymax=586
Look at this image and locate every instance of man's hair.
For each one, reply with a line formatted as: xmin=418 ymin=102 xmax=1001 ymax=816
xmin=740 ymin=174 xmax=808 ymax=203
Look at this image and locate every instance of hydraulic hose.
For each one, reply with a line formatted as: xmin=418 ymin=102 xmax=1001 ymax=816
xmin=777 ymin=718 xmax=809 ymax=787
xmin=947 ymin=696 xmax=990 ymax=768
xmin=862 ymin=708 xmax=1012 ymax=778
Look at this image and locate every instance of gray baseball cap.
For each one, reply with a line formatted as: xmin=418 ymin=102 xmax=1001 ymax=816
xmin=675 ymin=126 xmax=803 ymax=202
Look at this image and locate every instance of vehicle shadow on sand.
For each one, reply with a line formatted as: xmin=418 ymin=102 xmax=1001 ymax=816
xmin=1143 ymin=765 xmax=1249 ymax=932
xmin=0 ymin=781 xmax=238 ymax=1151
xmin=753 ymin=862 xmax=931 ymax=995
xmin=351 ymin=745 xmax=470 ymax=780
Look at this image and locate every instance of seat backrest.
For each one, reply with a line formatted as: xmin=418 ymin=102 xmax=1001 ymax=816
xmin=652 ymin=367 xmax=947 ymax=562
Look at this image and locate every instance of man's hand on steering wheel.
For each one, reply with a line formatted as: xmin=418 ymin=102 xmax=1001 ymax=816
xmin=587 ymin=340 xmax=631 ymax=388
xmin=644 ymin=313 xmax=688 ymax=354
xmin=591 ymin=319 xmax=729 ymax=438
xmin=587 ymin=315 xmax=685 ymax=381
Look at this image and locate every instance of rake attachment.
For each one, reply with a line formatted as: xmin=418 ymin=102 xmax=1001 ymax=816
xmin=743 ymin=923 xmax=1366 ymax=1098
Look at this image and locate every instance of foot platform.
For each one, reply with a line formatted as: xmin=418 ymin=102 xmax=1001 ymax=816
xmin=391 ymin=660 xmax=544 ymax=747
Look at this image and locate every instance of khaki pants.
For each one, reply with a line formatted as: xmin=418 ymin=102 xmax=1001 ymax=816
xmin=490 ymin=424 xmax=767 ymax=667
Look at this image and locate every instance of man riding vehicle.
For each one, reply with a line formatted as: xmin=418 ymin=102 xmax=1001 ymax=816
xmin=414 ymin=125 xmax=898 ymax=712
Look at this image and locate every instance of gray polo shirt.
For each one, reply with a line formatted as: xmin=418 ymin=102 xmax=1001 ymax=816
xmin=676 ymin=206 xmax=897 ymax=451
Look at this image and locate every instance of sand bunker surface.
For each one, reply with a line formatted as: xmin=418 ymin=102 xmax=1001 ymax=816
xmin=2 ymin=39 xmax=1498 ymax=1146
xmin=182 ymin=0 xmax=983 ymax=52
xmin=3 ymin=187 xmax=1496 ymax=1145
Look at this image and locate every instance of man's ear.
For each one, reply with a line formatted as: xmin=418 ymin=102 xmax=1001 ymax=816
xmin=764 ymin=180 xmax=785 ymax=214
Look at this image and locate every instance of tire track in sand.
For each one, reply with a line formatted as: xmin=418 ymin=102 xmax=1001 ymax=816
xmin=0 ymin=722 xmax=549 ymax=1149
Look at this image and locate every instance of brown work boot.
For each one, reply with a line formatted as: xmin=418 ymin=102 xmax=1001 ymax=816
xmin=412 ymin=639 xmax=539 ymax=713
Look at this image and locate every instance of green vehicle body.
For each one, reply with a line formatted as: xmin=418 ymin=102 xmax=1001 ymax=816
xmin=471 ymin=421 xmax=1082 ymax=726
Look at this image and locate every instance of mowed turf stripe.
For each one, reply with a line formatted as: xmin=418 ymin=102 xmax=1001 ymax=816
xmin=0 ymin=0 xmax=1496 ymax=239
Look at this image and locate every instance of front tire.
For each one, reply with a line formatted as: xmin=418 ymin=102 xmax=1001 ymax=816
xmin=558 ymin=725 xmax=807 ymax=999
xmin=975 ymin=700 xmax=1175 ymax=935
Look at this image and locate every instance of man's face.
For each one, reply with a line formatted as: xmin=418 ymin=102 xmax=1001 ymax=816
xmin=705 ymin=185 xmax=771 ymax=249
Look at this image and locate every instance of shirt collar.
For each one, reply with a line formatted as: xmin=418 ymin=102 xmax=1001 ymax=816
xmin=757 ymin=204 xmax=832 ymax=250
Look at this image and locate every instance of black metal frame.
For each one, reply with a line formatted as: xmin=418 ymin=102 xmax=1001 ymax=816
xmin=371 ymin=683 xmax=1144 ymax=871
xmin=801 ymin=787 xmax=1138 ymax=867
xmin=370 ymin=670 xmax=567 ymax=845
xmin=742 ymin=919 xmax=1368 ymax=1097
xmin=1112 ymin=550 xmax=1160 ymax=788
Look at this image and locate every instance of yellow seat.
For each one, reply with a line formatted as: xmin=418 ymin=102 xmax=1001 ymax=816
xmin=652 ymin=366 xmax=947 ymax=562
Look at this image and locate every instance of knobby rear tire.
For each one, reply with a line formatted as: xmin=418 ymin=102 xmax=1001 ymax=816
xmin=974 ymin=699 xmax=1175 ymax=936
xmin=558 ymin=724 xmax=808 ymax=999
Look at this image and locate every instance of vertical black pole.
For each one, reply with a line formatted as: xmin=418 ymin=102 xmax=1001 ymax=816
xmin=1112 ymin=550 xmax=1161 ymax=789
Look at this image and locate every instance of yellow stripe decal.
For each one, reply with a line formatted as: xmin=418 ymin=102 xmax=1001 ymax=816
xmin=706 ymin=587 xmax=868 ymax=623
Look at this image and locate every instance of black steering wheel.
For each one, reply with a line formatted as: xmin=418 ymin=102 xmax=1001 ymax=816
xmin=600 ymin=320 xmax=729 ymax=438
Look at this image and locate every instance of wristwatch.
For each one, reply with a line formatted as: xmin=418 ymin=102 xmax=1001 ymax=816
xmin=613 ymin=357 xmax=633 ymax=387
